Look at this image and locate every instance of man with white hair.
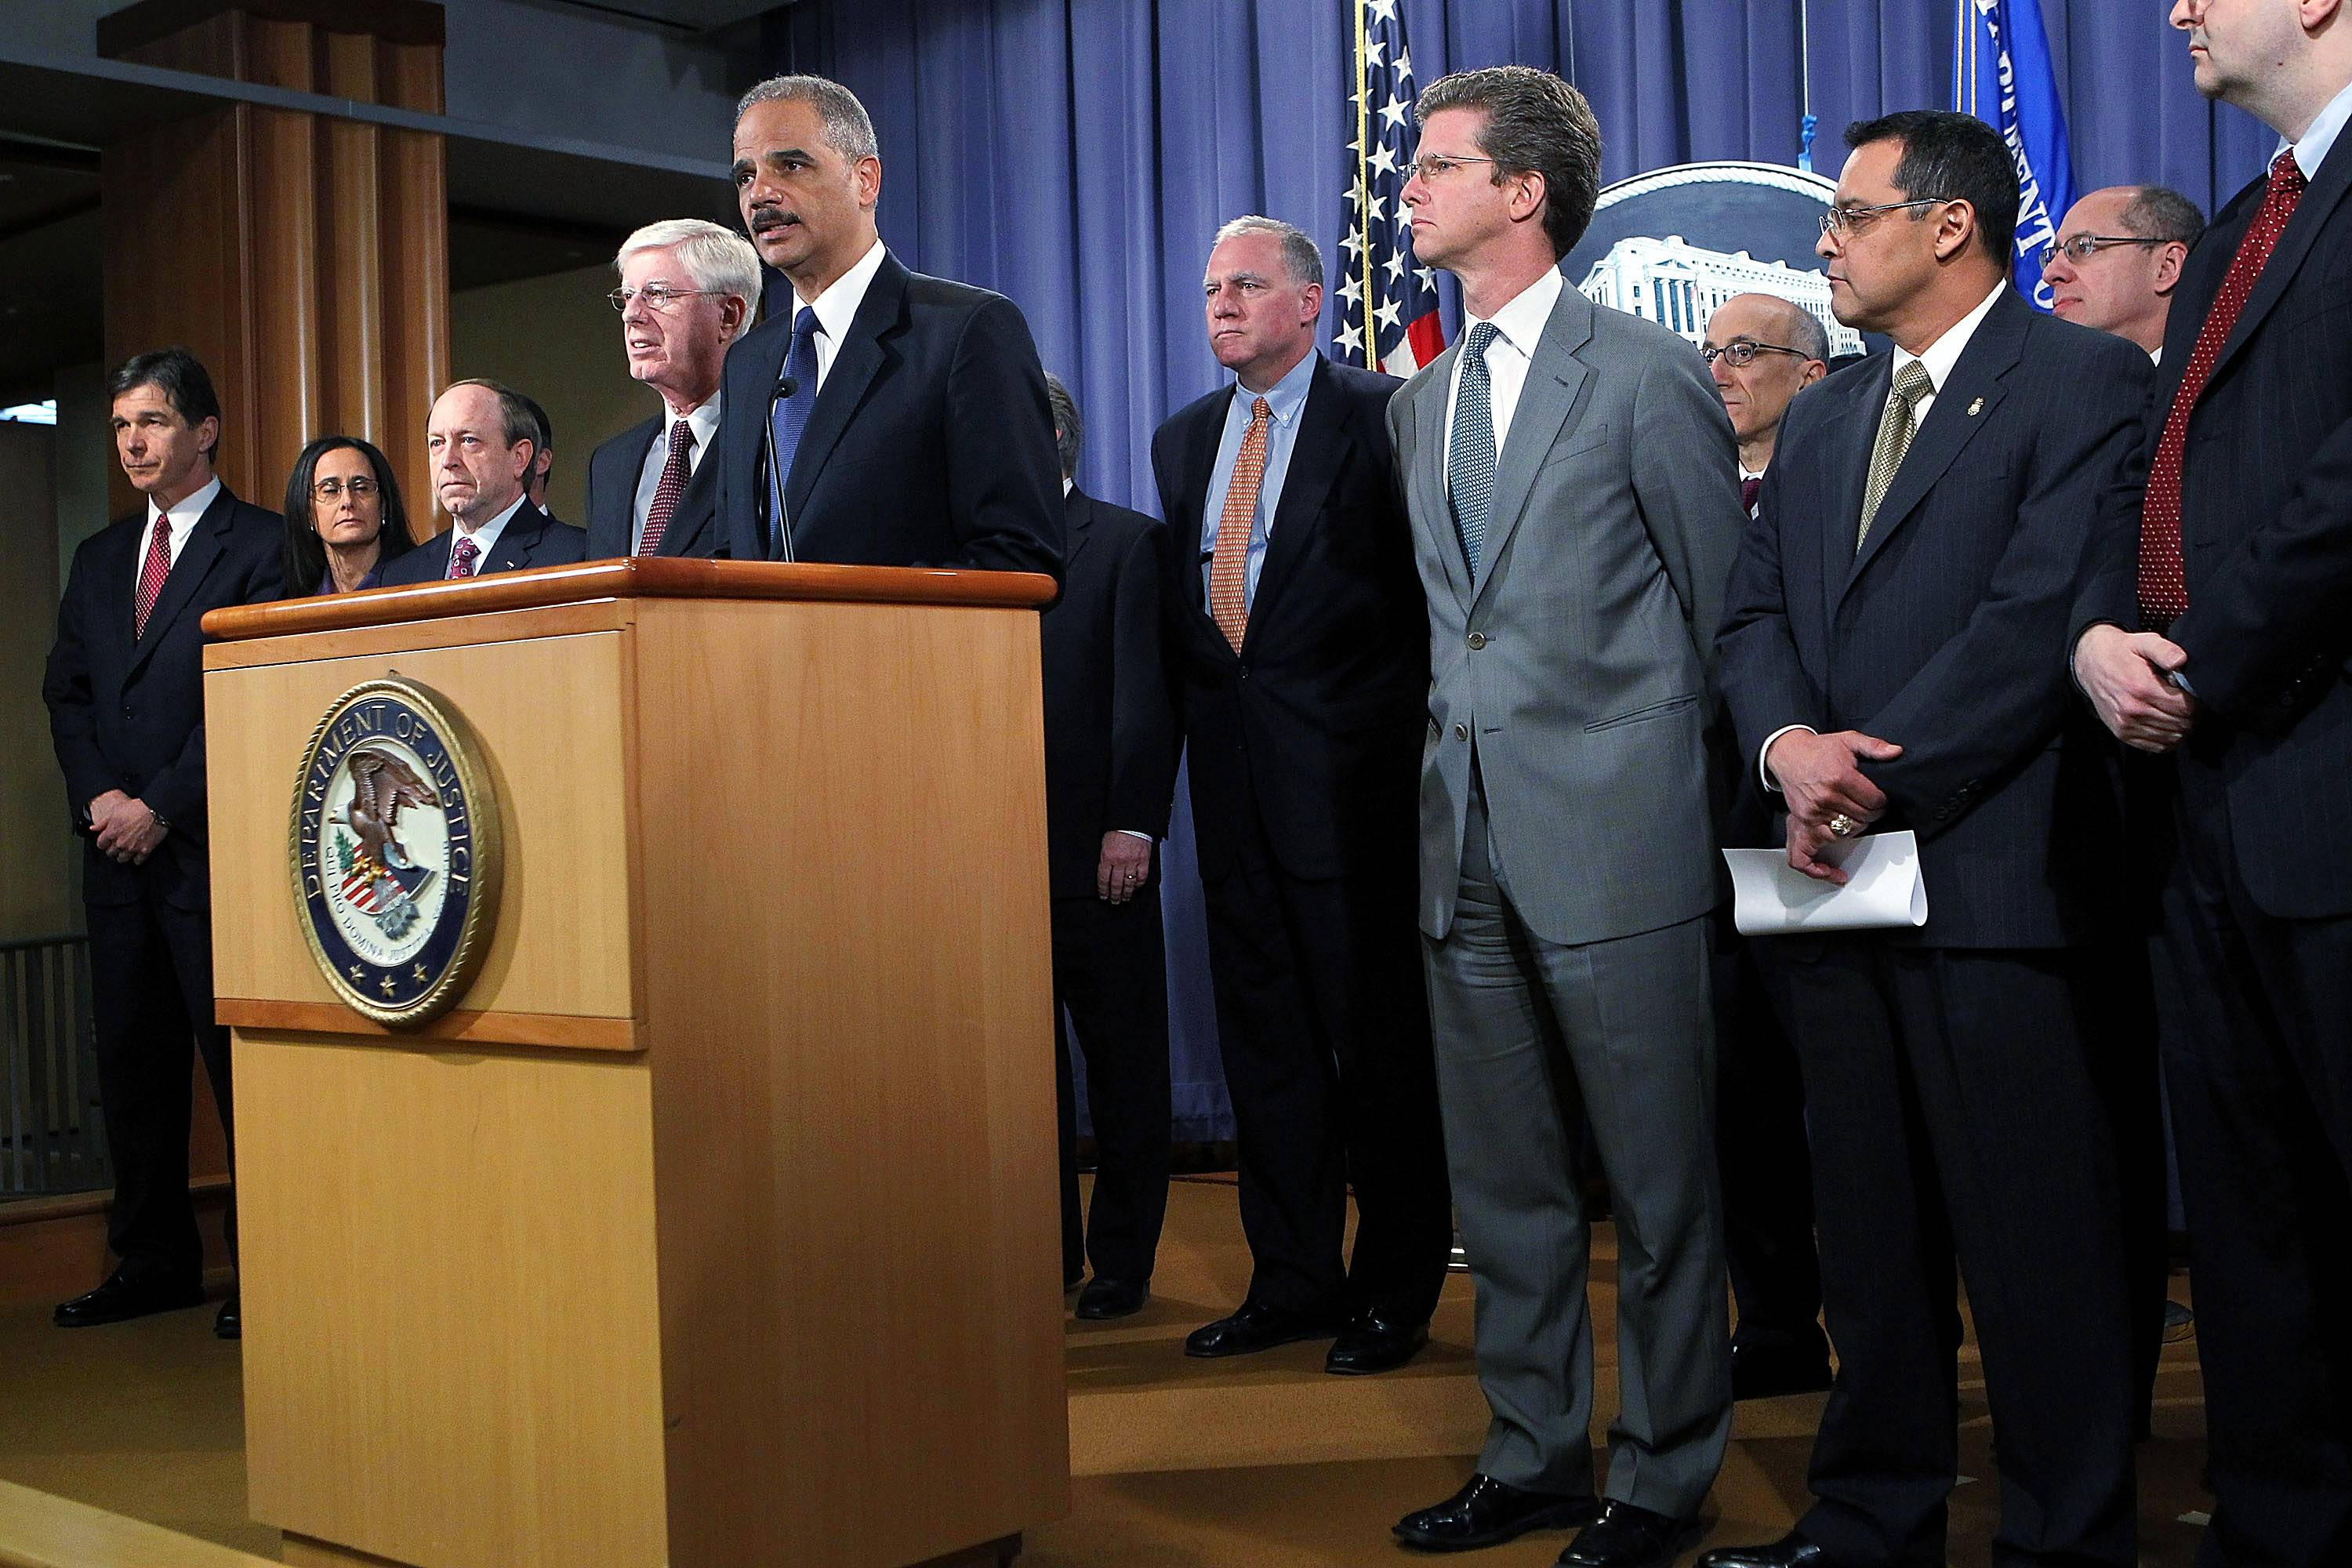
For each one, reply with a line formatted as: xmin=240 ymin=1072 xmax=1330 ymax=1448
xmin=586 ymin=218 xmax=762 ymax=559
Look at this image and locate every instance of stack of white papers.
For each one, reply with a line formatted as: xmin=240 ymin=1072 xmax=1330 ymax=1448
xmin=1722 ymin=830 xmax=1929 ymax=936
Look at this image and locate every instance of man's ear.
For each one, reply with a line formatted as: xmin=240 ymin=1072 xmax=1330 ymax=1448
xmin=2153 ymin=240 xmax=2188 ymax=298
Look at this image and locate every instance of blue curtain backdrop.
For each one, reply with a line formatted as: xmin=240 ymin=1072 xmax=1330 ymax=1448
xmin=763 ymin=0 xmax=2270 ymax=1139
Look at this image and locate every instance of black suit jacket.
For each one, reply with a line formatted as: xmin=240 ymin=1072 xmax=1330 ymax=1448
xmin=1040 ymin=488 xmax=1178 ymax=898
xmin=583 ymin=412 xmax=722 ymax=560
xmin=2075 ymin=141 xmax=2352 ymax=920
xmin=378 ymin=500 xmax=588 ymax=585
xmin=715 ymin=251 xmax=1062 ymax=581
xmin=1720 ymin=289 xmax=2155 ymax=949
xmin=1150 ymin=354 xmax=1428 ymax=882
xmin=43 ymin=483 xmax=285 ymax=910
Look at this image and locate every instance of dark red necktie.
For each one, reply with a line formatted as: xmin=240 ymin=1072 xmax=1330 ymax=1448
xmin=448 ymin=535 xmax=480 ymax=580
xmin=2140 ymin=148 xmax=2306 ymax=626
xmin=132 ymin=515 xmax=172 ymax=638
xmin=638 ymin=419 xmax=694 ymax=555
xmin=1740 ymin=475 xmax=1762 ymax=514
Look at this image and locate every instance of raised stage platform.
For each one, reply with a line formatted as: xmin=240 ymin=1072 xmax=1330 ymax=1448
xmin=0 ymin=1177 xmax=2218 ymax=1566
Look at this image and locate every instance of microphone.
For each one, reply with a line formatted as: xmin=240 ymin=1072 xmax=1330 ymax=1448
xmin=763 ymin=372 xmax=800 ymax=562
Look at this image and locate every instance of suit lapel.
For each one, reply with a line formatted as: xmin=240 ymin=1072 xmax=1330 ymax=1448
xmin=488 ymin=504 xmax=550 ymax=574
xmin=2206 ymin=141 xmax=2352 ymax=390
xmin=1412 ymin=343 xmax=1472 ymax=612
xmin=1062 ymin=488 xmax=1094 ymax=572
xmin=1843 ymin=292 xmax=2027 ymax=597
xmin=784 ymin=254 xmax=906 ymax=520
xmin=126 ymin=488 xmax=232 ymax=680
xmin=1249 ymin=356 xmax=1345 ymax=629
xmin=658 ymin=448 xmax=720 ymax=557
xmin=1815 ymin=361 xmax=1888 ymax=621
xmin=598 ymin=419 xmax=658 ymax=547
xmin=1176 ymin=394 xmax=1227 ymax=619
xmin=1472 ymin=284 xmax=1592 ymax=617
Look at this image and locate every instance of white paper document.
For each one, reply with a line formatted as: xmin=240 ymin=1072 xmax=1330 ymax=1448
xmin=1722 ymin=830 xmax=1929 ymax=936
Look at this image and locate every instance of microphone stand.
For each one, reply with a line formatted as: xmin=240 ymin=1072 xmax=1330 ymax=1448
xmin=763 ymin=373 xmax=799 ymax=562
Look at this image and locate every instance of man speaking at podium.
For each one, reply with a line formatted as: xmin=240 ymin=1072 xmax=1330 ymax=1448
xmin=715 ymin=74 xmax=1062 ymax=580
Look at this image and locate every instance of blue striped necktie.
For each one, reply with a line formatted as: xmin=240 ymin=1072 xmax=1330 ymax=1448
xmin=1448 ymin=321 xmax=1501 ymax=579
xmin=768 ymin=307 xmax=820 ymax=557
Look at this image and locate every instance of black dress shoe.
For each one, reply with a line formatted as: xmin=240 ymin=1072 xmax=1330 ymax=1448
xmin=1325 ymin=1311 xmax=1429 ymax=1374
xmin=53 ymin=1270 xmax=203 ymax=1329
xmin=1394 ymin=1473 xmax=1600 ymax=1552
xmin=213 ymin=1291 xmax=241 ymax=1340
xmin=1074 ymin=1276 xmax=1149 ymax=1319
xmin=1181 ymin=1299 xmax=1338 ymax=1358
xmin=1731 ymin=1336 xmax=1833 ymax=1400
xmin=1556 ymin=1499 xmax=1696 ymax=1568
xmin=1695 ymin=1532 xmax=1835 ymax=1568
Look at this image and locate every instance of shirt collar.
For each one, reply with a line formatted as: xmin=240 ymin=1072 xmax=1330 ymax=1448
xmin=1232 ymin=346 xmax=1319 ymax=425
xmin=795 ymin=237 xmax=889 ymax=346
xmin=148 ymin=474 xmax=222 ymax=537
xmin=456 ymin=490 xmax=529 ymax=542
xmin=2285 ymin=72 xmax=2352 ymax=176
xmin=679 ymin=390 xmax=723 ymax=451
xmin=1468 ymin=266 xmax=1566 ymax=358
xmin=1893 ymin=281 xmax=2009 ymax=396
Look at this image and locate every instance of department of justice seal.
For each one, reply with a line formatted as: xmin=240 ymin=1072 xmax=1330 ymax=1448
xmin=290 ymin=676 xmax=502 ymax=1026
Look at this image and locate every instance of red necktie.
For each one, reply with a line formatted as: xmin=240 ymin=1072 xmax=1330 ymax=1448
xmin=448 ymin=535 xmax=480 ymax=580
xmin=1740 ymin=475 xmax=1762 ymax=514
xmin=638 ymin=420 xmax=695 ymax=555
xmin=2140 ymin=148 xmax=2306 ymax=626
xmin=133 ymin=515 xmax=172 ymax=638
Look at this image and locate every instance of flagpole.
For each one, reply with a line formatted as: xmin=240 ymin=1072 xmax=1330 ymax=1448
xmin=1797 ymin=0 xmax=1816 ymax=171
xmin=1355 ymin=0 xmax=1374 ymax=361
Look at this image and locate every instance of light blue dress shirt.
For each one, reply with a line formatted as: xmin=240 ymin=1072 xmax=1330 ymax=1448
xmin=1199 ymin=349 xmax=1317 ymax=608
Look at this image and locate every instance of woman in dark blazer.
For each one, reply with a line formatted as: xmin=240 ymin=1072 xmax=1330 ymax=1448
xmin=281 ymin=435 xmax=415 ymax=596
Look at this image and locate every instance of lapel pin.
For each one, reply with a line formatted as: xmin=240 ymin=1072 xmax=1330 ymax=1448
xmin=1967 ymin=397 xmax=1984 ymax=416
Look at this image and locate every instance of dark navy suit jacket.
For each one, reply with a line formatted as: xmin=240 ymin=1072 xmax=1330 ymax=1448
xmin=378 ymin=500 xmax=587 ymax=585
xmin=44 ymin=483 xmax=285 ymax=911
xmin=2075 ymin=139 xmax=2352 ymax=920
xmin=1720 ymin=289 xmax=2154 ymax=949
xmin=583 ymin=413 xmax=722 ymax=561
xmin=714 ymin=250 xmax=1062 ymax=582
xmin=1150 ymin=354 xmax=1428 ymax=884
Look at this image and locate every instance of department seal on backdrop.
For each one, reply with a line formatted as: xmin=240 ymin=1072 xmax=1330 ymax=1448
xmin=289 ymin=676 xmax=502 ymax=1025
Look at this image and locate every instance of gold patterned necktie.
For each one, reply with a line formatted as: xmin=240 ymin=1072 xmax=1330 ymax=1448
xmin=1209 ymin=396 xmax=1271 ymax=653
xmin=1857 ymin=358 xmax=1934 ymax=552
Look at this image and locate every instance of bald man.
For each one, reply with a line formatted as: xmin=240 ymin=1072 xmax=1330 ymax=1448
xmin=1703 ymin=293 xmax=1829 ymax=514
xmin=2042 ymin=185 xmax=2203 ymax=359
xmin=1699 ymin=293 xmax=1834 ymax=1399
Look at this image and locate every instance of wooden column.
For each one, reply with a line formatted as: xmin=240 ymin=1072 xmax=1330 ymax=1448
xmin=97 ymin=0 xmax=448 ymax=539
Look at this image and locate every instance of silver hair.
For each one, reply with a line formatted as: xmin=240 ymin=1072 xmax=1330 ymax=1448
xmin=615 ymin=219 xmax=764 ymax=315
xmin=735 ymin=74 xmax=879 ymax=162
xmin=1212 ymin=215 xmax=1324 ymax=289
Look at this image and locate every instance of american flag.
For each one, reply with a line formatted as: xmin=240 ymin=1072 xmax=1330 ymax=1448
xmin=1335 ymin=0 xmax=1445 ymax=376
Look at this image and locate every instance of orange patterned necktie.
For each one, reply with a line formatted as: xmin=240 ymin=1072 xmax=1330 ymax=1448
xmin=1209 ymin=396 xmax=1271 ymax=653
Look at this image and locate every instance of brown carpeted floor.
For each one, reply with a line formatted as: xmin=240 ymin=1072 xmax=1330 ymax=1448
xmin=0 ymin=1176 xmax=2217 ymax=1566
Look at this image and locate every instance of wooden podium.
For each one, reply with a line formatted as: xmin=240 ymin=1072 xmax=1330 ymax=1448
xmin=198 ymin=560 xmax=1069 ymax=1568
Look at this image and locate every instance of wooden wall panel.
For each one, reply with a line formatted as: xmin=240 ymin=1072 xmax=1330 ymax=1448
xmin=99 ymin=4 xmax=447 ymax=531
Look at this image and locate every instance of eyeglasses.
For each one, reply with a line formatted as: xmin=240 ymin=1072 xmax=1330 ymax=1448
xmin=313 ymin=476 xmax=379 ymax=499
xmin=1700 ymin=339 xmax=1813 ymax=368
xmin=607 ymin=285 xmax=723 ymax=313
xmin=1405 ymin=153 xmax=1499 ymax=183
xmin=2040 ymin=234 xmax=2164 ymax=268
xmin=1819 ymin=198 xmax=1948 ymax=238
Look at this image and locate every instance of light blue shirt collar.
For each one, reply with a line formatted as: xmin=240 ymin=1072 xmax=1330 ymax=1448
xmin=1234 ymin=345 xmax=1318 ymax=428
xmin=2283 ymin=72 xmax=2352 ymax=176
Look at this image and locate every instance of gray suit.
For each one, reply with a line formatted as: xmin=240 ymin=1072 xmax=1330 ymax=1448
xmin=1389 ymin=281 xmax=1740 ymax=1519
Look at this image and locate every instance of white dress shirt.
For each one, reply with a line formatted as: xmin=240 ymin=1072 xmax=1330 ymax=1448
xmin=448 ymin=492 xmax=528 ymax=574
xmin=1442 ymin=266 xmax=1565 ymax=484
xmin=1759 ymin=281 xmax=2008 ymax=789
xmin=133 ymin=475 xmax=220 ymax=600
xmin=794 ymin=238 xmax=890 ymax=392
xmin=630 ymin=392 xmax=723 ymax=551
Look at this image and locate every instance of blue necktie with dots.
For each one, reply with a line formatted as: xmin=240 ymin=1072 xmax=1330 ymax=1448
xmin=1448 ymin=321 xmax=1501 ymax=579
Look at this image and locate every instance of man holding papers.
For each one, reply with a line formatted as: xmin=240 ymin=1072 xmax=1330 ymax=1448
xmin=1708 ymin=111 xmax=2153 ymax=1568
